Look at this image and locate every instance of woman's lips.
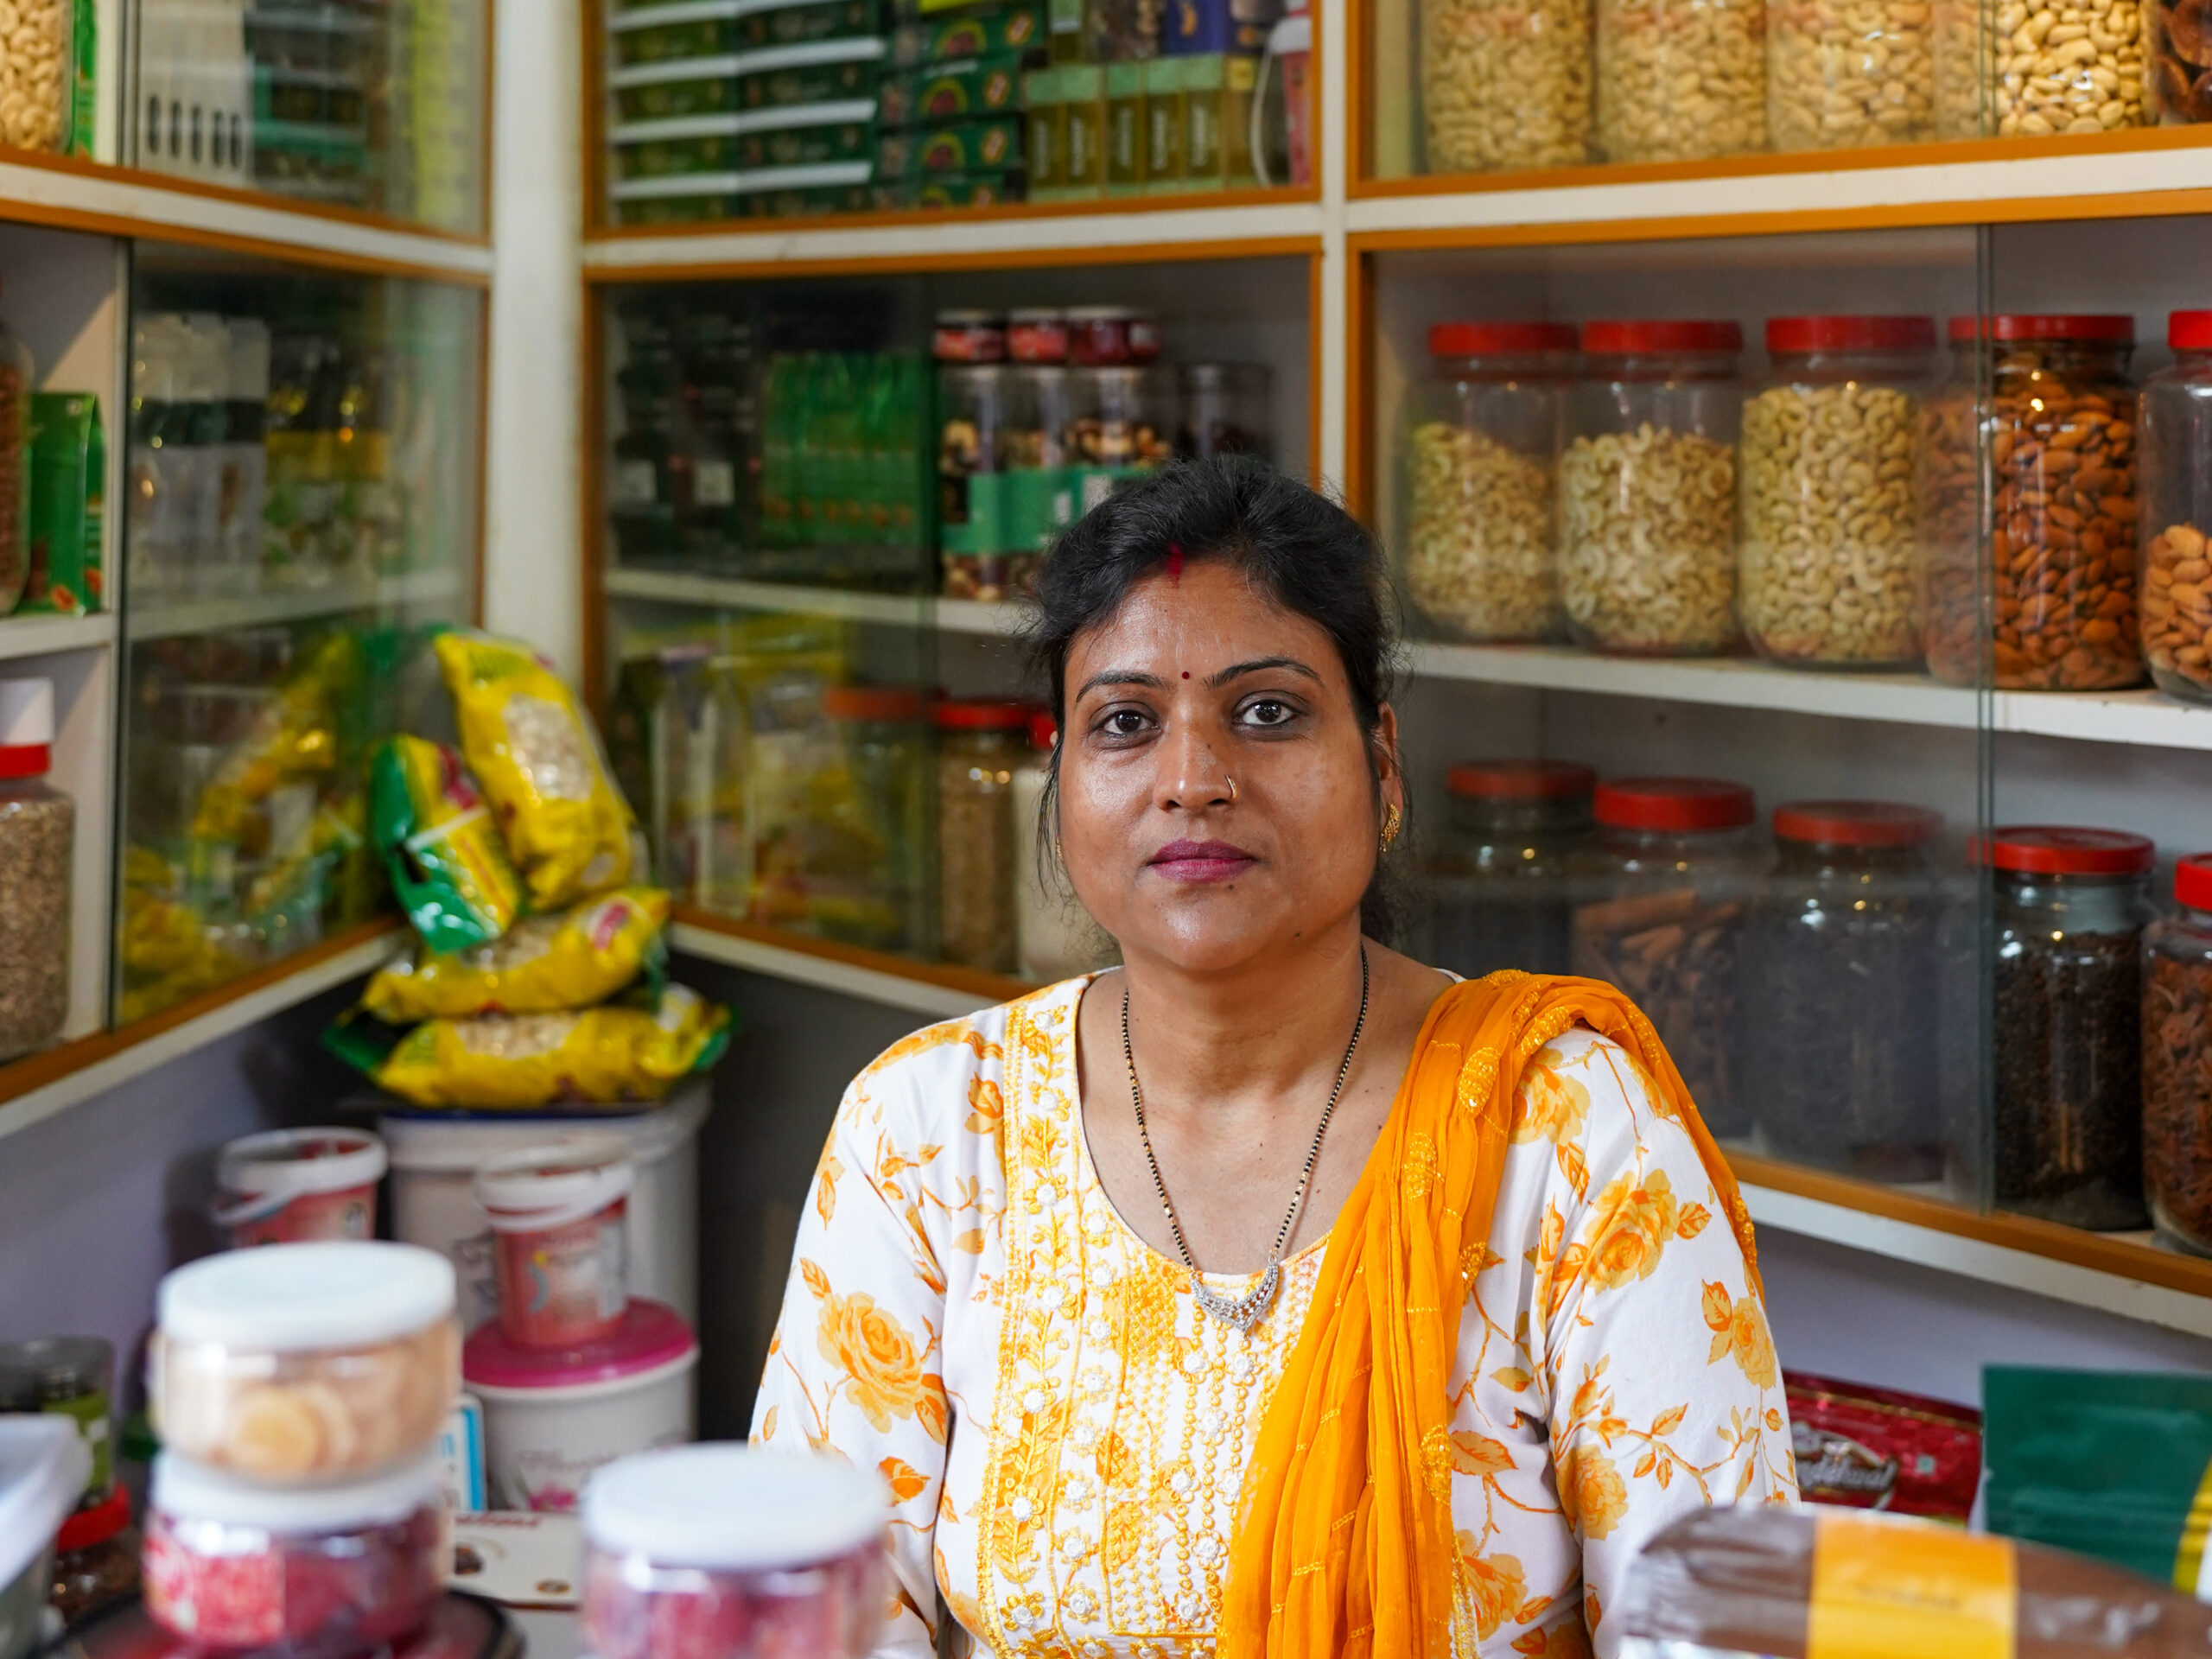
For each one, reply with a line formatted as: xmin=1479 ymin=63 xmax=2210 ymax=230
xmin=1147 ymin=839 xmax=1257 ymax=883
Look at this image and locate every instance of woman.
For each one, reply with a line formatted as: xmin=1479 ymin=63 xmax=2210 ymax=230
xmin=752 ymin=459 xmax=1795 ymax=1659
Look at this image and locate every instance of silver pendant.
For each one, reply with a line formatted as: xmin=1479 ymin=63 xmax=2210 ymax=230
xmin=1191 ymin=1262 xmax=1280 ymax=1333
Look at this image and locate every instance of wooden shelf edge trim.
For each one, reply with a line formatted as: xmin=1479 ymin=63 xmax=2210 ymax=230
xmin=583 ymin=185 xmax=1323 ymax=245
xmin=670 ymin=908 xmax=1034 ymax=1011
xmin=582 ymin=233 xmax=1325 ymax=283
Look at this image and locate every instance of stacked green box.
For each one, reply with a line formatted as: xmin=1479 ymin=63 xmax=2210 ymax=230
xmin=738 ymin=38 xmax=890 ymax=107
xmin=889 ymin=2 xmax=1046 ymax=61
xmin=1103 ymin=60 xmax=1144 ymax=194
xmin=878 ymin=51 xmax=1027 ymax=122
xmin=1143 ymin=55 xmax=1187 ymax=191
xmin=738 ymin=162 xmax=876 ymax=214
xmin=877 ymin=117 xmax=1021 ymax=174
xmin=1182 ymin=53 xmax=1257 ymax=190
xmin=735 ymin=100 xmax=880 ymax=167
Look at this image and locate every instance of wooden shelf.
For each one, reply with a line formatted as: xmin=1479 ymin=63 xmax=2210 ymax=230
xmin=0 ymin=612 xmax=115 ymax=660
xmin=669 ymin=907 xmax=1033 ymax=1020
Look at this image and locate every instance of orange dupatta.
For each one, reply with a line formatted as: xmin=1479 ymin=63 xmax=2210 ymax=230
xmin=1217 ymin=970 xmax=1764 ymax=1659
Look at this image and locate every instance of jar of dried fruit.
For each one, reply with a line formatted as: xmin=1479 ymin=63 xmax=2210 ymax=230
xmin=1918 ymin=315 xmax=2143 ymax=691
xmin=2150 ymin=0 xmax=2212 ymax=120
xmin=0 ymin=678 xmax=70 ymax=1060
xmin=1570 ymin=776 xmax=1760 ymax=1134
xmin=936 ymin=700 xmax=1030 ymax=976
xmin=1398 ymin=321 xmax=1577 ymax=644
xmin=1560 ymin=321 xmax=1745 ymax=656
xmin=2145 ymin=852 xmax=2212 ymax=1254
xmin=1421 ymin=760 xmax=1593 ymax=980
xmin=2136 ymin=310 xmax=2212 ymax=701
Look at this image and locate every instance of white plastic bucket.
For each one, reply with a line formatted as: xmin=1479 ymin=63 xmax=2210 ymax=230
xmin=379 ymin=1080 xmax=707 ymax=1332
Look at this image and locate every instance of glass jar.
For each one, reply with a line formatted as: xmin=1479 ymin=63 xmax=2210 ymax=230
xmin=822 ymin=685 xmax=931 ymax=953
xmin=0 ymin=690 xmax=67 ymax=1065
xmin=1560 ymin=321 xmax=1744 ymax=656
xmin=1421 ymin=760 xmax=1593 ymax=980
xmin=1000 ymin=366 xmax=1075 ymax=592
xmin=1936 ymin=0 xmax=2146 ymax=136
xmin=2144 ymin=853 xmax=2212 ymax=1255
xmin=1070 ymin=365 xmax=1172 ymax=518
xmin=49 ymin=1486 xmax=137 ymax=1627
xmin=1400 ymin=323 xmax=1576 ymax=645
xmin=1572 ymin=777 xmax=1760 ymax=1132
xmin=0 ymin=1336 xmax=111 ymax=1504
xmin=1007 ymin=308 xmax=1069 ymax=365
xmin=0 ymin=7 xmax=72 ymax=154
xmin=1598 ymin=0 xmax=1769 ymax=160
xmin=1767 ymin=0 xmax=1935 ymax=148
xmin=1919 ymin=316 xmax=2143 ymax=690
xmin=937 ymin=701 xmax=1029 ymax=975
xmin=1067 ymin=306 xmax=1138 ymax=367
xmin=1742 ymin=801 xmax=1944 ymax=1179
xmin=1421 ymin=0 xmax=1593 ymax=171
xmin=1738 ymin=315 xmax=1934 ymax=670
xmin=581 ymin=1446 xmax=887 ymax=1659
xmin=1176 ymin=365 xmax=1275 ymax=461
xmin=2138 ymin=311 xmax=2212 ymax=702
xmin=0 ymin=303 xmax=29 ymax=617
xmin=2150 ymin=0 xmax=2211 ymax=121
xmin=938 ymin=363 xmax=1011 ymax=601
xmin=1984 ymin=827 xmax=2152 ymax=1230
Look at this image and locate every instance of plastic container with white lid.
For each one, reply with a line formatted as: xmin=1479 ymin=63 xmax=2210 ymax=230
xmin=214 ymin=1128 xmax=388 ymax=1248
xmin=476 ymin=1141 xmax=634 ymax=1349
xmin=580 ymin=1445 xmax=888 ymax=1659
xmin=150 ymin=1243 xmax=461 ymax=1484
xmin=0 ymin=1416 xmax=89 ymax=1659
xmin=143 ymin=1450 xmax=447 ymax=1656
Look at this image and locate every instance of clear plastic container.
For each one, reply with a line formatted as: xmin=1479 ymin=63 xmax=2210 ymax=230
xmin=149 ymin=1243 xmax=461 ymax=1484
xmin=1920 ymin=315 xmax=2143 ymax=690
xmin=143 ymin=1451 xmax=446 ymax=1658
xmin=937 ymin=701 xmax=1028 ymax=976
xmin=2137 ymin=310 xmax=2212 ymax=702
xmin=580 ymin=1445 xmax=888 ymax=1659
xmin=1066 ymin=307 xmax=1138 ymax=367
xmin=1738 ymin=315 xmax=1934 ymax=670
xmin=0 ymin=677 xmax=68 ymax=1061
xmin=475 ymin=1141 xmax=633 ymax=1350
xmin=1741 ymin=800 xmax=1944 ymax=1179
xmin=820 ymin=684 xmax=932 ymax=953
xmin=214 ymin=1128 xmax=387 ymax=1249
xmin=1571 ymin=776 xmax=1759 ymax=1133
xmin=1598 ymin=0 xmax=1769 ymax=160
xmin=1767 ymin=0 xmax=1935 ymax=149
xmin=1983 ymin=827 xmax=2152 ymax=1230
xmin=1176 ymin=365 xmax=1274 ymax=462
xmin=0 ymin=303 xmax=31 ymax=617
xmin=938 ymin=364 xmax=1014 ymax=601
xmin=1936 ymin=0 xmax=2146 ymax=136
xmin=0 ymin=2 xmax=73 ymax=155
xmin=48 ymin=1486 xmax=137 ymax=1626
xmin=0 ymin=1417 xmax=87 ymax=1659
xmin=2151 ymin=0 xmax=2212 ymax=122
xmin=1560 ymin=321 xmax=1744 ymax=656
xmin=1070 ymin=365 xmax=1173 ymax=518
xmin=1399 ymin=322 xmax=1576 ymax=645
xmin=0 ymin=1335 xmax=111 ymax=1503
xmin=2145 ymin=852 xmax=2212 ymax=1255
xmin=1001 ymin=366 xmax=1076 ymax=580
xmin=1421 ymin=760 xmax=1593 ymax=980
xmin=1421 ymin=0 xmax=1592 ymax=171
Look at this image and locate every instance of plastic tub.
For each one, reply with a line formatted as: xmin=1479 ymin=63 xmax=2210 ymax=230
xmin=143 ymin=1452 xmax=446 ymax=1656
xmin=476 ymin=1141 xmax=634 ymax=1349
xmin=150 ymin=1243 xmax=461 ymax=1483
xmin=381 ymin=1081 xmax=707 ymax=1332
xmin=581 ymin=1446 xmax=888 ymax=1659
xmin=55 ymin=1592 xmax=518 ymax=1659
xmin=0 ymin=1416 xmax=89 ymax=1659
xmin=214 ymin=1128 xmax=387 ymax=1248
xmin=465 ymin=1300 xmax=698 ymax=1514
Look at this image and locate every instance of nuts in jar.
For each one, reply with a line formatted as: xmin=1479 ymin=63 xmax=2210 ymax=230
xmin=0 ymin=0 xmax=68 ymax=152
xmin=1766 ymin=0 xmax=1936 ymax=147
xmin=1597 ymin=0 xmax=1770 ymax=161
xmin=2150 ymin=0 xmax=2212 ymax=117
xmin=2142 ymin=852 xmax=2212 ymax=1255
xmin=1421 ymin=0 xmax=1593 ymax=170
xmin=2136 ymin=311 xmax=2212 ymax=702
xmin=1937 ymin=0 xmax=2148 ymax=133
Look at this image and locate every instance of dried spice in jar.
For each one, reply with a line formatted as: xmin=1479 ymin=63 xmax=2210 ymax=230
xmin=1421 ymin=760 xmax=1593 ymax=980
xmin=1422 ymin=0 xmax=1594 ymax=170
xmin=1399 ymin=322 xmax=1575 ymax=644
xmin=1767 ymin=0 xmax=1936 ymax=147
xmin=1572 ymin=776 xmax=1760 ymax=1134
xmin=1919 ymin=315 xmax=2144 ymax=691
xmin=0 ymin=678 xmax=71 ymax=1060
xmin=1984 ymin=826 xmax=2152 ymax=1230
xmin=2136 ymin=311 xmax=2212 ymax=702
xmin=936 ymin=700 xmax=1029 ymax=976
xmin=1598 ymin=0 xmax=1770 ymax=160
xmin=2143 ymin=852 xmax=2212 ymax=1255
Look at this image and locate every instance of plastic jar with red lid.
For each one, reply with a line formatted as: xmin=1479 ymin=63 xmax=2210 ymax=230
xmin=476 ymin=1141 xmax=633 ymax=1349
xmin=2137 ymin=311 xmax=2212 ymax=703
xmin=936 ymin=701 xmax=1033 ymax=975
xmin=931 ymin=311 xmax=1005 ymax=364
xmin=214 ymin=1128 xmax=387 ymax=1248
xmin=1399 ymin=322 xmax=1577 ymax=645
xmin=1572 ymin=777 xmax=1760 ymax=1130
xmin=49 ymin=1484 xmax=137 ymax=1625
xmin=1007 ymin=308 xmax=1068 ymax=365
xmin=1738 ymin=315 xmax=1936 ymax=670
xmin=1919 ymin=315 xmax=2142 ymax=691
xmin=1065 ymin=307 xmax=1137 ymax=367
xmin=1560 ymin=321 xmax=1745 ymax=657
xmin=823 ymin=683 xmax=931 ymax=953
xmin=1981 ymin=825 xmax=2153 ymax=1229
xmin=1421 ymin=760 xmax=1592 ymax=981
xmin=1743 ymin=800 xmax=1945 ymax=1179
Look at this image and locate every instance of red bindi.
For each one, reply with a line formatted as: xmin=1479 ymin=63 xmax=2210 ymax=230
xmin=1181 ymin=671 xmax=1190 ymax=679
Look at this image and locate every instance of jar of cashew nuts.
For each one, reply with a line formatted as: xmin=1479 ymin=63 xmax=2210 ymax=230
xmin=1767 ymin=0 xmax=1936 ymax=147
xmin=1918 ymin=314 xmax=2143 ymax=690
xmin=1598 ymin=0 xmax=1770 ymax=159
xmin=1738 ymin=314 xmax=1935 ymax=669
xmin=2137 ymin=310 xmax=2212 ymax=702
xmin=1421 ymin=0 xmax=1594 ymax=171
xmin=0 ymin=0 xmax=73 ymax=153
xmin=1398 ymin=321 xmax=1577 ymax=643
xmin=1934 ymin=0 xmax=2145 ymax=136
xmin=1560 ymin=319 xmax=1745 ymax=655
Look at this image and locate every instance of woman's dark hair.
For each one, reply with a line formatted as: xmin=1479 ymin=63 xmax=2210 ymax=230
xmin=1026 ymin=455 xmax=1407 ymax=941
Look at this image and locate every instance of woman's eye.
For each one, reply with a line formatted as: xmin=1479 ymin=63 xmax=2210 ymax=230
xmin=1101 ymin=709 xmax=1150 ymax=737
xmin=1242 ymin=699 xmax=1295 ymax=728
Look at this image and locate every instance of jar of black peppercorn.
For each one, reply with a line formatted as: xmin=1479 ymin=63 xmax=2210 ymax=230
xmin=1421 ymin=760 xmax=1594 ymax=982
xmin=1743 ymin=801 xmax=1944 ymax=1182
xmin=1984 ymin=826 xmax=2153 ymax=1230
xmin=2141 ymin=852 xmax=2212 ymax=1255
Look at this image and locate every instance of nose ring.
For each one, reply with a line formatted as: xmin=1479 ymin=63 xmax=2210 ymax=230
xmin=1226 ymin=775 xmax=1238 ymax=803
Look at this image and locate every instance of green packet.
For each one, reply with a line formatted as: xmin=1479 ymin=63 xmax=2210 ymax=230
xmin=24 ymin=392 xmax=103 ymax=615
xmin=1983 ymin=1366 xmax=2212 ymax=1593
xmin=370 ymin=734 xmax=530 ymax=954
xmin=880 ymin=51 xmax=1027 ymax=124
xmin=892 ymin=3 xmax=1043 ymax=64
xmin=873 ymin=167 xmax=1025 ymax=208
xmin=877 ymin=117 xmax=1020 ymax=175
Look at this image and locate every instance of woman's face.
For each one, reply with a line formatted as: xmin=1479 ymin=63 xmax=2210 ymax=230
xmin=1057 ymin=556 xmax=1402 ymax=975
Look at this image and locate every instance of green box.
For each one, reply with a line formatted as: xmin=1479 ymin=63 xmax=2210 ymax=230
xmin=874 ymin=167 xmax=1027 ymax=207
xmin=24 ymin=392 xmax=102 ymax=615
xmin=69 ymin=0 xmax=92 ymax=157
xmin=740 ymin=0 xmax=883 ymax=46
xmin=1025 ymin=67 xmax=1065 ymax=190
xmin=1058 ymin=64 xmax=1104 ymax=194
xmin=1143 ymin=55 xmax=1188 ymax=191
xmin=737 ymin=41 xmax=887 ymax=110
xmin=1104 ymin=60 xmax=1144 ymax=193
xmin=1184 ymin=52 xmax=1256 ymax=189
xmin=879 ymin=116 xmax=1022 ymax=175
xmin=880 ymin=51 xmax=1027 ymax=123
xmin=737 ymin=106 xmax=880 ymax=167
xmin=892 ymin=3 xmax=1044 ymax=63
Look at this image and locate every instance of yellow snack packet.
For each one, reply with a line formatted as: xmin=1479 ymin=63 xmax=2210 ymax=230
xmin=328 ymin=984 xmax=731 ymax=1108
xmin=435 ymin=631 xmax=637 ymax=910
xmin=371 ymin=735 xmax=530 ymax=953
xmin=360 ymin=887 xmax=670 ymax=1022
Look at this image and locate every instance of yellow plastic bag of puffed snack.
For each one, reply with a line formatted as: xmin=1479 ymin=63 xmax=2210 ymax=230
xmin=370 ymin=735 xmax=530 ymax=954
xmin=434 ymin=630 xmax=637 ymax=910
xmin=325 ymin=983 xmax=731 ymax=1108
xmin=359 ymin=887 xmax=670 ymax=1022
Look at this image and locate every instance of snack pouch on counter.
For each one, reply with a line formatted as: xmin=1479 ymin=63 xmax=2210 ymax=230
xmin=360 ymin=887 xmax=670 ymax=1021
xmin=1983 ymin=1366 xmax=2212 ymax=1593
xmin=435 ymin=630 xmax=639 ymax=911
xmin=371 ymin=735 xmax=530 ymax=954
xmin=1786 ymin=1371 xmax=1983 ymax=1523
xmin=327 ymin=983 xmax=732 ymax=1108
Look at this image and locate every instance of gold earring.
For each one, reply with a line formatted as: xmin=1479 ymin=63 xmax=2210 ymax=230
xmin=1381 ymin=803 xmax=1402 ymax=850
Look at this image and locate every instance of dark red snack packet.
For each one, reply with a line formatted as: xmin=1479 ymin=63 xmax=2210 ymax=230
xmin=1785 ymin=1370 xmax=1983 ymax=1522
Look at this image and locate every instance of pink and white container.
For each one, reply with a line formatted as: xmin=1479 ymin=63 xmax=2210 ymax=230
xmin=215 ymin=1128 xmax=387 ymax=1248
xmin=463 ymin=1300 xmax=696 ymax=1515
xmin=474 ymin=1141 xmax=632 ymax=1349
xmin=581 ymin=1446 xmax=888 ymax=1659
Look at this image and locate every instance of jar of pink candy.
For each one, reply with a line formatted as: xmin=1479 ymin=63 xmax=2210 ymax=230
xmin=580 ymin=1446 xmax=887 ymax=1659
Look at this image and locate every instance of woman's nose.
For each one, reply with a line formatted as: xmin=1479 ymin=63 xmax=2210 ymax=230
xmin=1156 ymin=721 xmax=1235 ymax=811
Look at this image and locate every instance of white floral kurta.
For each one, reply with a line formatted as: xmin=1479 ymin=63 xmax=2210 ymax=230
xmin=750 ymin=976 xmax=1796 ymax=1659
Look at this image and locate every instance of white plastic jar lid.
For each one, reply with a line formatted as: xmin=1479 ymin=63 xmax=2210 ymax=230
xmin=217 ymin=1128 xmax=389 ymax=1203
xmin=582 ymin=1446 xmax=886 ymax=1570
xmin=475 ymin=1140 xmax=634 ymax=1234
xmin=153 ymin=1447 xmax=442 ymax=1534
xmin=158 ymin=1241 xmax=456 ymax=1350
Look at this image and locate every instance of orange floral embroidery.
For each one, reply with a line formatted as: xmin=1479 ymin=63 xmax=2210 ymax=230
xmin=1514 ymin=1058 xmax=1591 ymax=1146
xmin=1702 ymin=1281 xmax=1779 ymax=1389
xmin=1588 ymin=1168 xmax=1679 ymax=1291
xmin=1559 ymin=1446 xmax=1629 ymax=1541
xmin=816 ymin=1291 xmax=926 ymax=1432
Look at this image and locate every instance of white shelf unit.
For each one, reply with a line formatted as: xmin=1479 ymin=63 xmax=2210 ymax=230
xmin=130 ymin=568 xmax=469 ymax=642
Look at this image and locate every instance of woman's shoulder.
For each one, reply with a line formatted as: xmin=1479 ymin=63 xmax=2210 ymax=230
xmin=1513 ymin=1020 xmax=1676 ymax=1171
xmin=843 ymin=974 xmax=1092 ymax=1115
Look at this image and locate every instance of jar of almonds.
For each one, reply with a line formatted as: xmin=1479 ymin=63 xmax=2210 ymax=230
xmin=1917 ymin=315 xmax=2143 ymax=690
xmin=2136 ymin=310 xmax=2212 ymax=702
xmin=1398 ymin=321 xmax=1577 ymax=643
xmin=1560 ymin=319 xmax=1744 ymax=655
xmin=1738 ymin=314 xmax=1934 ymax=670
